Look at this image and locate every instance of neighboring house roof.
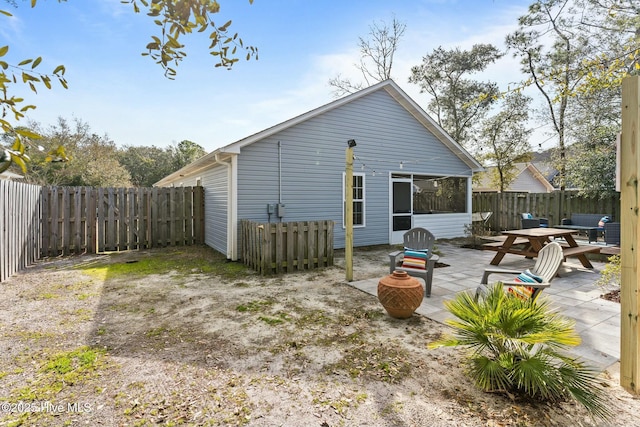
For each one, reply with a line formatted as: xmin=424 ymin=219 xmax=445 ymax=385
xmin=0 ymin=171 xmax=24 ymax=181
xmin=155 ymin=79 xmax=483 ymax=186
xmin=474 ymin=162 xmax=555 ymax=193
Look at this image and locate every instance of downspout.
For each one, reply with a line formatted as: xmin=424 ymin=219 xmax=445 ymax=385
xmin=215 ymin=153 xmax=237 ymax=260
xmin=278 ymin=140 xmax=283 ymax=220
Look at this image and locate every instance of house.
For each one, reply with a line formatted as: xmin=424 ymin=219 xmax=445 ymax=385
xmin=473 ymin=162 xmax=555 ymax=193
xmin=0 ymin=171 xmax=23 ymax=181
xmin=155 ymin=80 xmax=483 ymax=260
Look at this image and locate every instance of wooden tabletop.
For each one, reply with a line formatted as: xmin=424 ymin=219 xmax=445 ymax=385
xmin=501 ymin=227 xmax=578 ymax=238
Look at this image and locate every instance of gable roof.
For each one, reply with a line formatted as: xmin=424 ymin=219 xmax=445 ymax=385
xmin=474 ymin=162 xmax=555 ymax=193
xmin=0 ymin=171 xmax=23 ymax=181
xmin=155 ymin=79 xmax=483 ymax=186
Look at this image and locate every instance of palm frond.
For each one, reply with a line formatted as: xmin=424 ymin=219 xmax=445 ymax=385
xmin=469 ymin=355 xmax=511 ymax=392
xmin=432 ymin=282 xmax=612 ymax=422
xmin=558 ymin=362 xmax=613 ymax=421
xmin=511 ymin=353 xmax=566 ymax=400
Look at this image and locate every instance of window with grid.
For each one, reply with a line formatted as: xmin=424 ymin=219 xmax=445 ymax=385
xmin=343 ymin=173 xmax=365 ymax=227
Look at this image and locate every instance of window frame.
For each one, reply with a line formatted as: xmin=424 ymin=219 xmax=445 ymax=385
xmin=342 ymin=172 xmax=366 ymax=228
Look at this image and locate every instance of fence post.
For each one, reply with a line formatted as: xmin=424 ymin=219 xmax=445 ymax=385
xmin=620 ymin=75 xmax=640 ymax=394
xmin=87 ymin=188 xmax=96 ymax=254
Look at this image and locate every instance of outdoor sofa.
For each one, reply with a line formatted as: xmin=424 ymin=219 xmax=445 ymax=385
xmin=555 ymin=213 xmax=611 ymax=243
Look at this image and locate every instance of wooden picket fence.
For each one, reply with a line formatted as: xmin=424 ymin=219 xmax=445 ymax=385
xmin=0 ymin=180 xmax=42 ymax=282
xmin=241 ymin=219 xmax=334 ymax=275
xmin=41 ymin=186 xmax=204 ymax=257
xmin=473 ymin=190 xmax=621 ymax=232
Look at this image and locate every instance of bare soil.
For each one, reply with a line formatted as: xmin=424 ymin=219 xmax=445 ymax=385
xmin=1 ymin=245 xmax=639 ymax=427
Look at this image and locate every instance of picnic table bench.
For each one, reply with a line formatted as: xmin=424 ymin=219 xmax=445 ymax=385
xmin=482 ymin=227 xmax=600 ymax=268
xmin=554 ymin=213 xmax=611 ymax=243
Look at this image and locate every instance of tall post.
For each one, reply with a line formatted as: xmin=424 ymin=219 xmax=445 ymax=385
xmin=345 ymin=140 xmax=356 ymax=282
xmin=620 ymin=76 xmax=640 ymax=394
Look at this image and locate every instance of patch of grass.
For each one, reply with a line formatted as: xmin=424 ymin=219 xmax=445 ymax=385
xmin=337 ymin=307 xmax=385 ymax=324
xmin=144 ymin=326 xmax=171 ymax=338
xmin=43 ymin=346 xmax=103 ymax=376
xmin=258 ymin=313 xmax=290 ymax=325
xmin=294 ymin=309 xmax=332 ymax=327
xmin=4 ymin=346 xmax=109 ymax=425
xmin=380 ymin=401 xmax=404 ymax=416
xmin=3 ymin=329 xmax=57 ymax=343
xmin=50 ymin=280 xmax=96 ymax=292
xmin=60 ymin=308 xmax=93 ymax=323
xmin=74 ymin=246 xmax=253 ymax=281
xmin=127 ymin=381 xmax=147 ymax=390
xmin=311 ymin=390 xmax=367 ymax=416
xmin=76 ymin=292 xmax=96 ymax=301
xmin=236 ymin=300 xmax=273 ymax=313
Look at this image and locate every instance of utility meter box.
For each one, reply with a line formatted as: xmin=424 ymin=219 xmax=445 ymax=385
xmin=276 ymin=203 xmax=286 ymax=218
xmin=266 ymin=203 xmax=276 ymax=214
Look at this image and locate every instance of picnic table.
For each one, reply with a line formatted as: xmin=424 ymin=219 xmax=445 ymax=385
xmin=482 ymin=227 xmax=601 ymax=269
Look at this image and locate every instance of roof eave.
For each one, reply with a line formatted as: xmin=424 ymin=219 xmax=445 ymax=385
xmin=156 ymin=79 xmax=482 ymax=185
xmin=380 ymin=81 xmax=483 ymax=172
xmin=154 ymin=149 xmax=238 ymax=187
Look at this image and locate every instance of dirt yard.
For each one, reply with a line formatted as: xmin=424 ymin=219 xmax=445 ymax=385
xmin=1 ymin=244 xmax=639 ymax=426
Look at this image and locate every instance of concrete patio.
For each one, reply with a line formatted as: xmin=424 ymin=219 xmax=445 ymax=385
xmin=347 ymin=241 xmax=620 ymax=371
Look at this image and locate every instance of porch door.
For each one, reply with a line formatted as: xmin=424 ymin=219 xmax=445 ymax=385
xmin=390 ymin=177 xmax=412 ymax=244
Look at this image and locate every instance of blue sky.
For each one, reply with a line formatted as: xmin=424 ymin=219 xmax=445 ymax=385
xmin=2 ymin=0 xmax=547 ymax=153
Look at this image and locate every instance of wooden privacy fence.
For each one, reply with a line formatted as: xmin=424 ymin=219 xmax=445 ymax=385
xmin=473 ymin=191 xmax=621 ymax=232
xmin=41 ymin=186 xmax=204 ymax=257
xmin=241 ymin=219 xmax=334 ymax=275
xmin=0 ymin=180 xmax=42 ymax=282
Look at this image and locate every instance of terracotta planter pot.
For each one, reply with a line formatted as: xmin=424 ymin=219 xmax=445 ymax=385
xmin=377 ymin=270 xmax=424 ymax=319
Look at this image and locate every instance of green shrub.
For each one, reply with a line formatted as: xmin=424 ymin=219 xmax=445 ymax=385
xmin=430 ymin=283 xmax=611 ymax=421
xmin=596 ymin=254 xmax=621 ymax=292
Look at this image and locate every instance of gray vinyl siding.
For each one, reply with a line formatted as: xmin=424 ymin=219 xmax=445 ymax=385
xmin=510 ymin=173 xmax=550 ymax=193
xmin=236 ymin=89 xmax=473 ymax=249
xmin=200 ymin=164 xmax=228 ymax=255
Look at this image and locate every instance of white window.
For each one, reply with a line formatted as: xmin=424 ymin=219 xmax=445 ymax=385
xmin=343 ymin=172 xmax=365 ymax=228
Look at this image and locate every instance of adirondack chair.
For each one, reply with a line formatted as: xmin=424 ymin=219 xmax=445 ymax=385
xmin=389 ymin=227 xmax=439 ymax=297
xmin=476 ymin=241 xmax=564 ymax=301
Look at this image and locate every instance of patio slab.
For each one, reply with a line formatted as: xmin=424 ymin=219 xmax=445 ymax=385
xmin=347 ymin=241 xmax=620 ymax=371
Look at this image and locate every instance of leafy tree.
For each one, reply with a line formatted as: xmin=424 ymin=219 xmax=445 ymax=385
xmin=505 ymin=0 xmax=590 ymax=190
xmin=408 ymin=44 xmax=503 ymax=147
xmin=563 ymin=85 xmax=619 ymax=198
xmin=0 ymin=1 xmax=68 ymax=174
xmin=19 ymin=117 xmax=131 ymax=187
xmin=118 ymin=140 xmax=206 ymax=187
xmin=505 ymin=0 xmax=638 ymax=191
xmin=329 ymin=17 xmax=406 ymax=97
xmin=169 ymin=140 xmax=207 ymax=170
xmin=118 ymin=145 xmax=174 ymax=188
xmin=574 ymin=0 xmax=640 ymax=93
xmin=1 ymin=0 xmax=256 ymax=174
xmin=431 ymin=283 xmax=611 ymax=421
xmin=123 ymin=0 xmax=258 ymax=78
xmin=477 ymin=92 xmax=533 ymax=192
